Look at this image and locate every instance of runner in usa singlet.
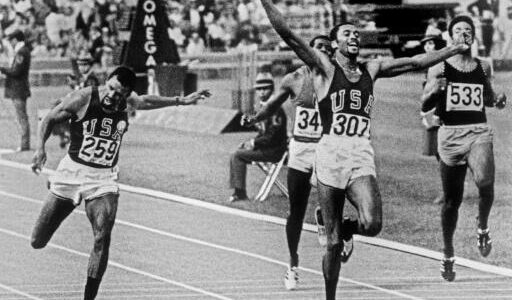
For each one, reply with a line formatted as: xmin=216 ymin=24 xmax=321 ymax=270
xmin=319 ymin=62 xmax=374 ymax=140
xmin=68 ymin=86 xmax=129 ymax=168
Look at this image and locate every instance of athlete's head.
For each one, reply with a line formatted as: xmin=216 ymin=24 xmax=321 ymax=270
xmin=448 ymin=15 xmax=475 ymax=48
xmin=253 ymin=72 xmax=274 ymax=103
xmin=102 ymin=66 xmax=136 ymax=112
xmin=309 ymin=35 xmax=334 ymax=57
xmin=329 ymin=22 xmax=359 ymax=58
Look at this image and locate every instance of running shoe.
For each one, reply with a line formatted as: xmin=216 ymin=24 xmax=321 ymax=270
xmin=284 ymin=267 xmax=298 ymax=290
xmin=340 ymin=235 xmax=354 ymax=263
xmin=477 ymin=228 xmax=492 ymax=257
xmin=440 ymin=257 xmax=456 ymax=282
xmin=314 ymin=206 xmax=327 ymax=247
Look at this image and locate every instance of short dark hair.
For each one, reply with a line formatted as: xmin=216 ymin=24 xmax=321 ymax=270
xmin=108 ymin=66 xmax=136 ymax=91
xmin=329 ymin=22 xmax=356 ymax=41
xmin=309 ymin=35 xmax=330 ymax=47
xmin=448 ymin=15 xmax=475 ymax=38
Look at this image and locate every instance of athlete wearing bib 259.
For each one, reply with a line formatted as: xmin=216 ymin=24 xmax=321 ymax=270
xmin=69 ymin=86 xmax=128 ymax=168
xmin=316 ymin=62 xmax=375 ymax=189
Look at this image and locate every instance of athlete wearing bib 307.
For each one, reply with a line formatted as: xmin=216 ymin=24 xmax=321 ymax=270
xmin=240 ymin=35 xmax=333 ymax=291
xmin=30 ymin=66 xmax=211 ymax=300
xmin=316 ymin=61 xmax=375 ymax=189
xmin=261 ymin=1 xmax=469 ymax=297
xmin=421 ymin=15 xmax=506 ymax=282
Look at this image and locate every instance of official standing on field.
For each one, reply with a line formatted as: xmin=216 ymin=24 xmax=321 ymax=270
xmin=0 ymin=29 xmax=31 ymax=151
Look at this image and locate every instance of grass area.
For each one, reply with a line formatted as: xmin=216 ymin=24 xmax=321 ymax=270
xmin=2 ymin=72 xmax=512 ymax=268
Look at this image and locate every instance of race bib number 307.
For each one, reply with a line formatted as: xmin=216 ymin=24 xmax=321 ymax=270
xmin=330 ymin=113 xmax=370 ymax=138
xmin=446 ymin=82 xmax=484 ymax=112
xmin=293 ymin=107 xmax=322 ymax=139
xmin=79 ymin=136 xmax=120 ymax=167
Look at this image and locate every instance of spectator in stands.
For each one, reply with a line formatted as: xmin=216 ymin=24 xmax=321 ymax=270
xmin=168 ymin=19 xmax=186 ymax=50
xmin=228 ymin=72 xmax=287 ymax=202
xmin=75 ymin=0 xmax=97 ymax=40
xmin=31 ymin=32 xmax=56 ymax=58
xmin=206 ymin=16 xmax=227 ymax=52
xmin=233 ymin=29 xmax=258 ymax=53
xmin=186 ymin=32 xmax=206 ymax=56
xmin=0 ymin=30 xmax=31 ymax=151
xmin=45 ymin=6 xmax=64 ymax=46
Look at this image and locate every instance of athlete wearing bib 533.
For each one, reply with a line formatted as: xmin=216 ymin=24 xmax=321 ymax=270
xmin=421 ymin=15 xmax=506 ymax=282
xmin=242 ymin=35 xmax=333 ymax=291
xmin=260 ymin=1 xmax=469 ymax=298
xmin=30 ymin=66 xmax=211 ymax=300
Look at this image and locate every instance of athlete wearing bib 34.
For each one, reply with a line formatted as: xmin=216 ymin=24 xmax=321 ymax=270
xmin=260 ymin=1 xmax=469 ymax=298
xmin=30 ymin=66 xmax=210 ymax=300
xmin=421 ymin=15 xmax=506 ymax=282
xmin=241 ymin=35 xmax=333 ymax=291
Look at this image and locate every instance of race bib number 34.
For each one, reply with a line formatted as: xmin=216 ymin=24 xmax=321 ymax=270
xmin=330 ymin=113 xmax=370 ymax=138
xmin=293 ymin=107 xmax=322 ymax=139
xmin=446 ymin=82 xmax=483 ymax=112
xmin=79 ymin=136 xmax=120 ymax=167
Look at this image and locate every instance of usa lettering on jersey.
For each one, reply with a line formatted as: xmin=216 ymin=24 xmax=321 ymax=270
xmin=78 ymin=118 xmax=127 ymax=167
xmin=328 ymin=88 xmax=373 ymax=138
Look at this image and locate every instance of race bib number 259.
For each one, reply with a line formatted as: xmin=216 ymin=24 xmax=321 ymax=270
xmin=446 ymin=82 xmax=484 ymax=112
xmin=330 ymin=113 xmax=370 ymax=138
xmin=79 ymin=136 xmax=119 ymax=167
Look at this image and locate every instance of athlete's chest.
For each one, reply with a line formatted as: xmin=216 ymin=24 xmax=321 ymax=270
xmin=80 ymin=114 xmax=128 ymax=141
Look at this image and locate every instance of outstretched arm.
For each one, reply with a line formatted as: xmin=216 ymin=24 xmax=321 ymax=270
xmin=242 ymin=75 xmax=294 ymax=127
xmin=32 ymin=90 xmax=88 ymax=174
xmin=260 ymin=0 xmax=329 ymax=75
xmin=130 ymin=89 xmax=211 ymax=110
xmin=369 ymin=43 xmax=468 ymax=79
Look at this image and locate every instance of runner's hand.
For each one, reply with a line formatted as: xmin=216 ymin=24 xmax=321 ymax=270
xmin=181 ymin=89 xmax=211 ymax=105
xmin=31 ymin=149 xmax=47 ymax=175
xmin=240 ymin=114 xmax=256 ymax=127
xmin=495 ymin=93 xmax=506 ymax=109
xmin=435 ymin=77 xmax=447 ymax=92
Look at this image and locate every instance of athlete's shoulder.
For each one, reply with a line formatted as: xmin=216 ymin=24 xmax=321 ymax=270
xmin=476 ymin=57 xmax=493 ymax=77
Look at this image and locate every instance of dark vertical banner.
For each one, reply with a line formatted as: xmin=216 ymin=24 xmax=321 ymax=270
xmin=123 ymin=0 xmax=180 ymax=73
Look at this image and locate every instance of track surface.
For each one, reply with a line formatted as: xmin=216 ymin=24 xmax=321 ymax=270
xmin=1 ymin=165 xmax=512 ymax=300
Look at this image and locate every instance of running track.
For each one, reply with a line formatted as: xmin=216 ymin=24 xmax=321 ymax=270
xmin=1 ymin=162 xmax=512 ymax=299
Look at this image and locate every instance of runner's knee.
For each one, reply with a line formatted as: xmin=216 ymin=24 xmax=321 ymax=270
xmin=360 ymin=218 xmax=381 ymax=237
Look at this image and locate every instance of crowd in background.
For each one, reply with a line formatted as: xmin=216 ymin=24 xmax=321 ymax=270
xmin=0 ymin=0 xmax=509 ymax=69
xmin=0 ymin=0 xmax=336 ymax=68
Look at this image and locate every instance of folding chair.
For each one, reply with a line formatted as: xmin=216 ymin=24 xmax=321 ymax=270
xmin=253 ymin=151 xmax=289 ymax=202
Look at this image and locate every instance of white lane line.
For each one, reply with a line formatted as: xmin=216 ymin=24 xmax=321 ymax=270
xmin=0 ymin=282 xmax=43 ymax=300
xmin=0 ymin=230 xmax=232 ymax=300
xmin=1 ymin=158 xmax=510 ymax=278
xmin=0 ymin=190 xmax=422 ymax=300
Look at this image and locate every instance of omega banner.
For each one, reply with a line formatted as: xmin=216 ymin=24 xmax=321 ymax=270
xmin=123 ymin=0 xmax=180 ymax=73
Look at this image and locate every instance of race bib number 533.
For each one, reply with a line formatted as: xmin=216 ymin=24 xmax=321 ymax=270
xmin=79 ymin=136 xmax=119 ymax=167
xmin=446 ymin=82 xmax=483 ymax=112
xmin=330 ymin=113 xmax=370 ymax=138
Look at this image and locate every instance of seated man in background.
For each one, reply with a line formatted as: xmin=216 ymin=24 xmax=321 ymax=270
xmin=229 ymin=72 xmax=287 ymax=202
